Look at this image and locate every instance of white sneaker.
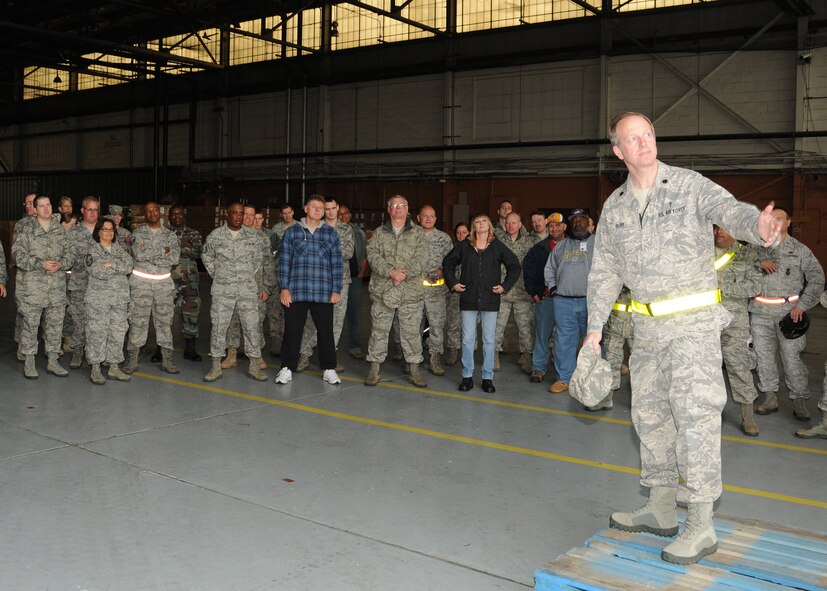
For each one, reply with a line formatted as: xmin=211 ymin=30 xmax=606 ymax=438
xmin=275 ymin=367 xmax=292 ymax=384
xmin=323 ymin=369 xmax=341 ymax=384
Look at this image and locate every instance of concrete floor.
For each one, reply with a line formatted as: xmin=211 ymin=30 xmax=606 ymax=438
xmin=0 ymin=278 xmax=825 ymax=590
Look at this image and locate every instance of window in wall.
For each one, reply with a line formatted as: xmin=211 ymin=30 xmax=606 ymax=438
xmin=230 ymin=11 xmax=321 ymax=64
xmin=458 ymin=0 xmax=599 ymax=33
xmin=147 ymin=29 xmax=221 ymax=75
xmin=331 ymin=0 xmax=443 ymax=50
xmin=76 ymin=53 xmax=136 ymax=90
xmin=23 ymin=67 xmax=68 ymax=99
xmin=614 ymin=0 xmax=715 ymax=11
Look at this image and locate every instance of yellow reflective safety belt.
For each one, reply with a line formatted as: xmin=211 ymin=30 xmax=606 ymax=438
xmin=629 ymin=289 xmax=722 ymax=317
xmin=423 ymin=278 xmax=446 ymax=287
xmin=612 ymin=302 xmax=629 ymax=312
xmin=713 ymin=251 xmax=735 ymax=271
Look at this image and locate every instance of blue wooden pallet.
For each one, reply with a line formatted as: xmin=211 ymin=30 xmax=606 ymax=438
xmin=535 ymin=515 xmax=827 ymax=591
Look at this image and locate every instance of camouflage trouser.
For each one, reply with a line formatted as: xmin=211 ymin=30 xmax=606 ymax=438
xmin=495 ymin=297 xmax=534 ymax=354
xmin=720 ymin=309 xmax=758 ymax=405
xmin=226 ymin=298 xmax=266 ymax=351
xmin=68 ymin=289 xmax=88 ymax=349
xmin=210 ymin=295 xmax=261 ymax=359
xmin=172 ymin=263 xmax=200 ymax=339
xmin=603 ymin=309 xmax=634 ymax=390
xmin=128 ymin=287 xmax=176 ymax=350
xmin=819 ymin=362 xmax=827 ymax=413
xmin=300 ymin=283 xmax=349 ymax=357
xmin=630 ymin=330 xmax=726 ymax=503
xmin=367 ymin=299 xmax=425 ymax=364
xmin=422 ymin=286 xmax=448 ymax=355
xmin=19 ymin=303 xmax=65 ymax=355
xmin=85 ymin=300 xmax=128 ymax=364
xmin=265 ymin=295 xmax=283 ymax=341
xmin=750 ymin=312 xmax=809 ymax=399
xmin=63 ymin=273 xmax=73 ymax=338
xmin=445 ymin=291 xmax=462 ymax=350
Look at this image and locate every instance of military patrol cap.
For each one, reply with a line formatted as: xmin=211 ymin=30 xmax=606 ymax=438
xmin=109 ymin=204 xmax=124 ymax=216
xmin=779 ymin=311 xmax=809 ymax=340
xmin=568 ymin=208 xmax=589 ymax=222
xmin=546 ymin=212 xmax=564 ymax=224
xmin=570 ymin=346 xmax=612 ymax=408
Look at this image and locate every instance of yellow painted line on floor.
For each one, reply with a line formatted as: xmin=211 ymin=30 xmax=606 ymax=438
xmin=135 ymin=372 xmax=827 ymax=510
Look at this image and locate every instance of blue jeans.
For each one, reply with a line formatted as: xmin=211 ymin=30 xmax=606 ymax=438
xmin=531 ymin=297 xmax=555 ymax=373
xmin=552 ymin=296 xmax=587 ymax=383
xmin=462 ymin=310 xmax=497 ymax=380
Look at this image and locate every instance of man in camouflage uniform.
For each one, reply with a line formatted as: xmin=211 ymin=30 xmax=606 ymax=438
xmin=122 ymin=202 xmax=181 ymax=376
xmin=494 ymin=212 xmax=535 ymax=372
xmin=444 ymin=222 xmax=470 ymax=366
xmin=603 ymin=286 xmax=634 ymax=393
xmin=58 ymin=196 xmax=74 ymax=354
xmin=201 ymin=202 xmax=266 ymax=382
xmin=168 ymin=204 xmax=203 ymax=362
xmin=66 ymin=196 xmax=101 ymax=368
xmin=297 ymin=196 xmax=353 ymax=373
xmin=339 ymin=203 xmax=369 ymax=359
xmin=365 ymin=195 xmax=429 ymax=388
xmin=107 ymin=204 xmax=133 ymax=253
xmin=416 ymin=205 xmax=453 ymax=376
xmin=749 ymin=207 xmax=825 ymax=421
xmin=12 ymin=195 xmax=74 ymax=379
xmin=221 ymin=205 xmax=276 ymax=372
xmin=266 ymin=203 xmax=297 ymax=355
xmin=584 ymin=112 xmax=781 ymax=565
xmin=494 ymin=200 xmax=512 ymax=240
xmin=795 ymin=289 xmax=827 ymax=439
xmin=713 ymin=225 xmax=763 ymax=436
xmin=13 ymin=192 xmax=37 ymax=358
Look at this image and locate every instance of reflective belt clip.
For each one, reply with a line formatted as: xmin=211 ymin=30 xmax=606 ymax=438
xmin=629 ymin=289 xmax=721 ymax=317
xmin=612 ymin=302 xmax=629 ymax=313
xmin=752 ymin=294 xmax=800 ymax=305
xmin=132 ymin=269 xmax=172 ymax=280
xmin=714 ymin=251 xmax=735 ymax=270
xmin=423 ymin=278 xmax=445 ymax=287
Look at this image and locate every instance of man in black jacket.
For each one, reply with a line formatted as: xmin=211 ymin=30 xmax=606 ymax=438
xmin=523 ymin=212 xmax=567 ymax=383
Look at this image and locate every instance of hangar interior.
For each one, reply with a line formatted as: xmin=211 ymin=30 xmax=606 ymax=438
xmin=0 ymin=1 xmax=826 ymax=589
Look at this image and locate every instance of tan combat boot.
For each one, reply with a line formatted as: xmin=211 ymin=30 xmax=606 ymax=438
xmin=122 ymin=349 xmax=140 ymax=374
xmin=90 ymin=363 xmax=106 ymax=385
xmin=46 ymin=353 xmax=68 ymax=377
xmin=161 ymin=348 xmax=180 ymax=374
xmin=610 ymin=486 xmax=679 ymax=537
xmin=365 ymin=362 xmax=380 ymax=386
xmin=756 ymin=392 xmax=778 ymax=415
xmin=661 ymin=502 xmax=718 ymax=565
xmin=443 ymin=348 xmax=458 ymax=366
xmin=220 ymin=347 xmax=238 ymax=369
xmin=204 ymin=357 xmax=223 ymax=382
xmin=70 ymin=347 xmax=85 ymax=369
xmin=796 ymin=415 xmax=827 ymax=439
xmin=408 ymin=363 xmax=427 ymax=388
xmin=740 ymin=402 xmax=759 ymax=437
xmin=429 ymin=353 xmax=445 ymax=376
xmin=248 ymin=358 xmax=267 ymax=381
xmin=24 ymin=354 xmax=38 ymax=379
xmin=107 ymin=364 xmax=132 ymax=382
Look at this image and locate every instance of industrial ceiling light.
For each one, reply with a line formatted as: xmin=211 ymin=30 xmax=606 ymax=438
xmin=53 ymin=73 xmax=62 ymax=84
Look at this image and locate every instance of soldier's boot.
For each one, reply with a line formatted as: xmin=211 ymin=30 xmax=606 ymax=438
xmin=247 ymin=358 xmax=268 ymax=382
xmin=183 ymin=338 xmax=202 ymax=362
xmin=610 ymin=486 xmax=679 ymax=537
xmin=161 ymin=348 xmax=180 ymax=374
xmin=122 ymin=349 xmax=140 ymax=374
xmin=408 ymin=363 xmax=427 ymax=388
xmin=17 ymin=348 xmax=25 ymax=362
xmin=46 ymin=353 xmax=68 ymax=377
xmin=296 ymin=354 xmax=310 ymax=373
xmin=90 ymin=363 xmax=106 ymax=385
xmin=429 ymin=353 xmax=445 ymax=376
xmin=24 ymin=354 xmax=38 ymax=379
xmin=661 ymin=503 xmax=718 ymax=565
xmin=756 ymin=392 xmax=779 ymax=415
xmin=740 ymin=403 xmax=759 ymax=437
xmin=365 ymin=362 xmax=381 ymax=386
xmin=107 ymin=364 xmax=132 ymax=382
xmin=257 ymin=355 xmax=267 ymax=370
xmin=61 ymin=335 xmax=73 ymax=354
xmin=269 ymin=335 xmax=282 ymax=357
xmin=204 ymin=358 xmax=223 ymax=382
xmin=70 ymin=347 xmax=85 ymax=369
xmin=793 ymin=398 xmax=811 ymax=422
xmin=796 ymin=414 xmax=827 ymax=439
xmin=220 ymin=348 xmax=238 ymax=369
xmin=335 ymin=363 xmax=345 ymax=373
xmin=518 ymin=353 xmax=526 ymax=369
xmin=493 ymin=351 xmax=501 ymax=372
xmin=444 ymin=348 xmax=458 ymax=366
xmin=150 ymin=345 xmax=162 ymax=363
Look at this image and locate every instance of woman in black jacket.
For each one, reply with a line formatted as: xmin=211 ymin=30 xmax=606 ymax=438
xmin=443 ymin=214 xmax=521 ymax=393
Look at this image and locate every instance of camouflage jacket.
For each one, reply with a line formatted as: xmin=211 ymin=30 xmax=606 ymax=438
xmin=716 ymin=242 xmax=762 ymax=314
xmin=85 ymin=241 xmax=133 ymax=305
xmin=129 ymin=224 xmax=181 ymax=291
xmin=168 ymin=224 xmax=203 ymax=264
xmin=747 ymin=235 xmax=824 ymax=316
xmin=367 ymin=217 xmax=428 ymax=305
xmin=202 ymin=225 xmax=263 ymax=298
xmin=0 ymin=240 xmax=7 ymax=286
xmin=498 ymin=227 xmax=533 ymax=300
xmin=255 ymin=228 xmax=277 ymax=295
xmin=66 ymin=223 xmax=98 ymax=291
xmin=587 ymin=161 xmax=765 ymax=340
xmin=422 ymin=228 xmax=453 ymax=288
xmin=11 ymin=214 xmax=74 ymax=306
xmin=334 ymin=220 xmax=355 ymax=285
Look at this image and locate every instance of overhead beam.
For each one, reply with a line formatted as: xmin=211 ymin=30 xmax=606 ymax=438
xmin=343 ymin=0 xmax=443 ymax=35
xmin=223 ymin=25 xmax=318 ymax=54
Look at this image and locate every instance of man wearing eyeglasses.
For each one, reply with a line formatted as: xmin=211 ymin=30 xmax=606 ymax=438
xmin=364 ymin=195 xmax=429 ymax=388
xmin=66 ymin=196 xmax=101 ymax=369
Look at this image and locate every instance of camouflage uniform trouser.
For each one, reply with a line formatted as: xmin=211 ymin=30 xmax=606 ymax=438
xmin=128 ymin=287 xmax=176 ymax=350
xmin=750 ymin=312 xmax=809 ymax=400
xmin=603 ymin=310 xmax=634 ymax=390
xmin=85 ymin=300 xmax=128 ymax=364
xmin=720 ymin=309 xmax=758 ymax=405
xmin=172 ymin=263 xmax=200 ymax=339
xmin=819 ymin=362 xmax=827 ymax=413
xmin=300 ymin=283 xmax=349 ymax=357
xmin=495 ymin=297 xmax=534 ymax=354
xmin=367 ymin=299 xmax=425 ymax=364
xmin=422 ymin=286 xmax=448 ymax=355
xmin=19 ymin=303 xmax=65 ymax=355
xmin=210 ymin=295 xmax=262 ymax=359
xmin=226 ymin=298 xmax=266 ymax=352
xmin=68 ymin=289 xmax=88 ymax=350
xmin=631 ymin=329 xmax=726 ymax=503
xmin=265 ymin=296 xmax=283 ymax=342
xmin=445 ymin=291 xmax=462 ymax=350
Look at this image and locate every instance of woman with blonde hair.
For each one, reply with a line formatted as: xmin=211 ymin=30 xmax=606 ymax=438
xmin=443 ymin=214 xmax=520 ymax=393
